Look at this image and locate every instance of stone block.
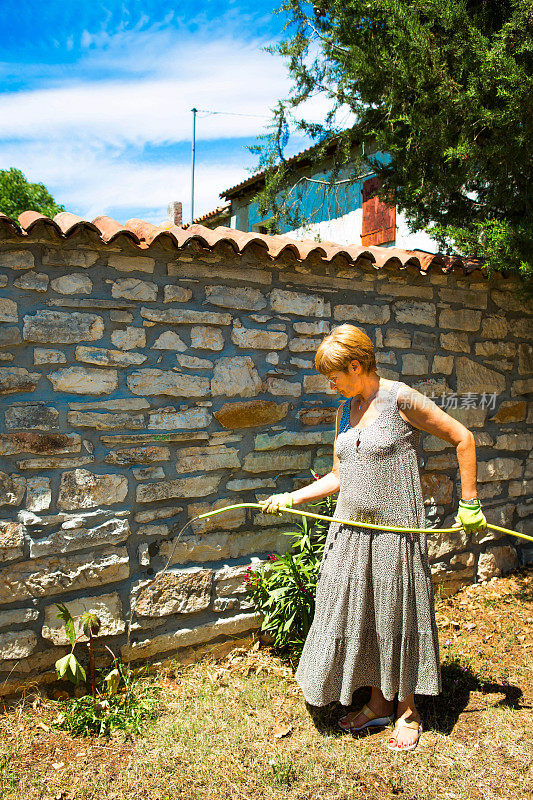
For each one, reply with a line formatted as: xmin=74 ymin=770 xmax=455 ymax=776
xmin=23 ymin=310 xmax=104 ymax=343
xmin=427 ymin=529 xmax=467 ymax=562
xmin=0 ymin=521 xmax=24 ymax=561
xmin=168 ymin=261 xmax=271 ymax=286
xmin=0 ymin=431 xmax=81 ymax=456
xmin=48 ymin=366 xmax=118 ymax=395
xmin=111 ymin=327 xmax=147 ymax=351
xmin=136 ymin=473 xmax=222 ymax=504
xmin=111 ymin=277 xmax=157 ymax=302
xmin=475 ymin=341 xmax=516 ymax=359
xmin=378 ymin=282 xmax=433 ymax=299
xmin=243 ymin=450 xmax=312 ymax=473
xmin=174 ymin=446 xmax=241 ymax=472
xmin=439 ymin=309 xmax=482 ymax=331
xmin=110 ymin=311 xmax=133 ymax=323
xmin=214 ymin=399 xmax=288 ymax=429
xmin=13 ymin=271 xmax=49 ymax=292
xmin=163 ymin=285 xmax=193 ymax=303
xmin=68 ymin=410 xmax=145 ymax=431
xmin=0 ymin=631 xmax=38 ymax=660
xmin=455 ymin=357 xmax=506 ymax=394
xmin=30 ymin=516 xmax=130 ymax=557
xmin=0 ymin=471 xmax=26 ymax=507
xmin=490 ymin=401 xmax=527 ymax=423
xmin=121 ymin=611 xmax=261 ymax=662
xmin=108 ymin=255 xmax=155 ymax=274
xmin=303 ymin=374 xmax=336 ymax=394
xmin=384 ymin=329 xmax=411 ymax=348
xmin=132 ymin=466 xmax=165 ymax=480
xmin=402 ymin=354 xmax=428 ymax=375
xmin=431 ymin=561 xmax=474 ymax=599
xmin=438 ymin=287 xmax=487 ymax=309
xmin=446 ymin=406 xmax=488 ymax=428
xmin=334 ymin=303 xmax=390 ymax=325
xmin=42 ymin=592 xmax=125 ymax=644
xmin=288 ymin=337 xmax=322 ymax=353
xmin=432 ymin=355 xmax=454 ymax=375
xmin=134 ymin=568 xmax=213 ymax=617
xmin=128 ymin=369 xmax=209 ymax=397
xmin=481 ymin=315 xmax=508 ymax=339
xmin=0 ymin=607 xmax=39 ymax=628
xmin=421 ymin=472 xmax=453 ymax=504
xmin=477 ymin=546 xmax=518 ymax=581
xmin=393 ymin=301 xmax=436 ymax=327
xmin=190 ymin=326 xmax=224 ymax=351
xmin=69 ymin=398 xmax=149 ymax=412
xmin=75 ymin=345 xmax=146 ymax=368
xmin=0 ymin=327 xmax=22 ymax=348
xmin=187 ymin=499 xmax=247 ymax=533
xmin=159 ymin=529 xmax=291 ymax=567
xmin=298 ymin=405 xmax=338 ymax=426
xmin=293 ymin=321 xmax=330 ymax=336
xmin=176 ymin=354 xmax=213 ymax=369
xmin=495 ymin=433 xmax=533 ymax=451
xmin=147 ymin=406 xmax=211 ymax=430
xmin=211 ymin=356 xmax=262 ymax=397
xmin=153 ymin=331 xmax=188 ymax=351
xmin=26 ymin=477 xmax=52 ymax=512
xmin=0 ymin=298 xmax=18 ymax=322
xmin=0 ymin=250 xmax=34 ymax=270
xmin=226 ymin=478 xmax=276 ymax=492
xmin=5 ymin=403 xmax=59 ymax=431
xmin=512 ymin=378 xmax=533 ymax=395
xmin=477 ymin=458 xmax=522 ymax=482
xmin=104 ymin=445 xmax=170 ymax=465
xmin=270 ymin=288 xmax=330 ymax=317
xmin=264 ymin=377 xmax=301 ymax=397
xmin=50 ymin=273 xmax=93 ymax=295
xmin=0 ymin=367 xmax=40 ymax=394
xmin=254 ymin=429 xmax=334 ymax=450
xmin=58 ymin=469 xmax=128 ymax=510
xmin=519 ymin=344 xmax=533 ymax=375
xmin=440 ymin=331 xmax=470 ymax=353
xmin=141 ymin=307 xmax=231 ymax=326
xmin=231 ymin=325 xmax=288 ymax=350
xmin=33 ymin=348 xmax=66 ymax=365
xmin=0 ymin=547 xmax=130 ymax=603
xmin=42 ymin=248 xmax=99 ymax=268
xmin=205 ymin=285 xmax=267 ymax=311
xmin=491 ymin=290 xmax=532 ymax=313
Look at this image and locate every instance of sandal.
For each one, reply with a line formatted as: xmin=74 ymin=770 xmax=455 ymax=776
xmin=386 ymin=717 xmax=422 ymax=752
xmin=338 ymin=703 xmax=394 ymax=733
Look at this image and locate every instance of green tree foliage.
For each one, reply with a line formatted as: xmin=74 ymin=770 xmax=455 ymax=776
xmin=252 ymin=0 xmax=533 ymax=285
xmin=0 ymin=167 xmax=65 ymax=220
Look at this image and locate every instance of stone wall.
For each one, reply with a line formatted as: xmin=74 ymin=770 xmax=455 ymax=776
xmin=0 ymin=221 xmax=531 ymax=695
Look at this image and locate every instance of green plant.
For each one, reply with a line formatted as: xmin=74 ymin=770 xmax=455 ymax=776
xmin=245 ymin=472 xmax=335 ymax=656
xmin=53 ymin=603 xmax=160 ymax=737
xmin=267 ymin=755 xmax=297 ymax=789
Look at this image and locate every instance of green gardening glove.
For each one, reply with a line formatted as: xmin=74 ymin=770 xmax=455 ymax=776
xmin=260 ymin=492 xmax=294 ymax=515
xmin=454 ymin=499 xmax=487 ymax=534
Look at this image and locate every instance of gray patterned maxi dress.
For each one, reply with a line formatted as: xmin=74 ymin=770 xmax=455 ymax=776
xmin=294 ymin=380 xmax=442 ymax=705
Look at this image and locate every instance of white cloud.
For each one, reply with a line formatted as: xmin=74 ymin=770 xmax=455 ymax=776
xmin=0 ymin=21 xmax=346 ymax=224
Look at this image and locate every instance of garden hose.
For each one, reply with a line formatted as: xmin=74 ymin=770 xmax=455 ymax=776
xmin=125 ymin=501 xmax=531 ymax=663
xmin=197 ymin=503 xmax=533 ymax=544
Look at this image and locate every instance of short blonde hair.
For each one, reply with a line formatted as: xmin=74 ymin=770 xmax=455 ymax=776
xmin=315 ymin=324 xmax=377 ymax=375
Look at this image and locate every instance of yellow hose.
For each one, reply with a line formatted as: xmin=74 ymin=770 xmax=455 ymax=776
xmin=197 ymin=502 xmax=533 ymax=543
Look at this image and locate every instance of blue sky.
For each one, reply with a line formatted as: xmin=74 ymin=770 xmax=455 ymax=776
xmin=0 ymin=0 xmax=339 ymax=225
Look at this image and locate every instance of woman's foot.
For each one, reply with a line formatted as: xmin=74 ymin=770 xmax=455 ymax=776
xmin=387 ymin=711 xmax=422 ymax=751
xmin=339 ymin=698 xmax=394 ymax=731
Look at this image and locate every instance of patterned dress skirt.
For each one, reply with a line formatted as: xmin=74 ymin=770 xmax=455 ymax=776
xmin=295 ymin=381 xmax=442 ymax=705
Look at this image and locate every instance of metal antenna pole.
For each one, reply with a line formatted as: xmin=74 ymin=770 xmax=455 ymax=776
xmin=191 ymin=107 xmax=197 ymax=224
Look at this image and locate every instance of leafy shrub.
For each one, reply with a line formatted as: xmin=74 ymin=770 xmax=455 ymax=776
xmin=53 ymin=603 xmax=160 ymax=737
xmin=245 ymin=476 xmax=335 ymax=657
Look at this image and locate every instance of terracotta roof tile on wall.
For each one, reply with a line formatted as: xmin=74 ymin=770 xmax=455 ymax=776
xmin=0 ymin=211 xmax=486 ymax=277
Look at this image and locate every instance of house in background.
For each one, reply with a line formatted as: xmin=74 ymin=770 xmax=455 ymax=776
xmin=195 ymin=138 xmax=438 ymax=252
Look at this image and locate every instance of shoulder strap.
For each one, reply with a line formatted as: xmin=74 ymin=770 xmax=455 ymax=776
xmin=338 ymin=398 xmax=351 ymax=434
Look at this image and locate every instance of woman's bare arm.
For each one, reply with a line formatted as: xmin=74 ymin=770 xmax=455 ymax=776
xmin=290 ymin=406 xmax=342 ymax=505
xmin=398 ymin=385 xmax=478 ymax=499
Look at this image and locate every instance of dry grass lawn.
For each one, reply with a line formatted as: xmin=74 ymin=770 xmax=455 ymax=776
xmin=1 ymin=565 xmax=532 ymax=800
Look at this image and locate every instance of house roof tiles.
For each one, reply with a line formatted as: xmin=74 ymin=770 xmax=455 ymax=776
xmin=0 ymin=211 xmax=485 ymax=277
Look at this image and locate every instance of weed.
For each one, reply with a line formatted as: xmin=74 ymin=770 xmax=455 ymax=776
xmin=267 ymin=754 xmax=297 ymax=789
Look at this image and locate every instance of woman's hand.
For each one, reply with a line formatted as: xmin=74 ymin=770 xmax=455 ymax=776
xmin=261 ymin=492 xmax=294 ymax=514
xmin=453 ymin=499 xmax=487 ymax=534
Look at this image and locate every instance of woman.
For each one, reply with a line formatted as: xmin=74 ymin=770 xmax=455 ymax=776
xmin=261 ymin=324 xmax=486 ymax=752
